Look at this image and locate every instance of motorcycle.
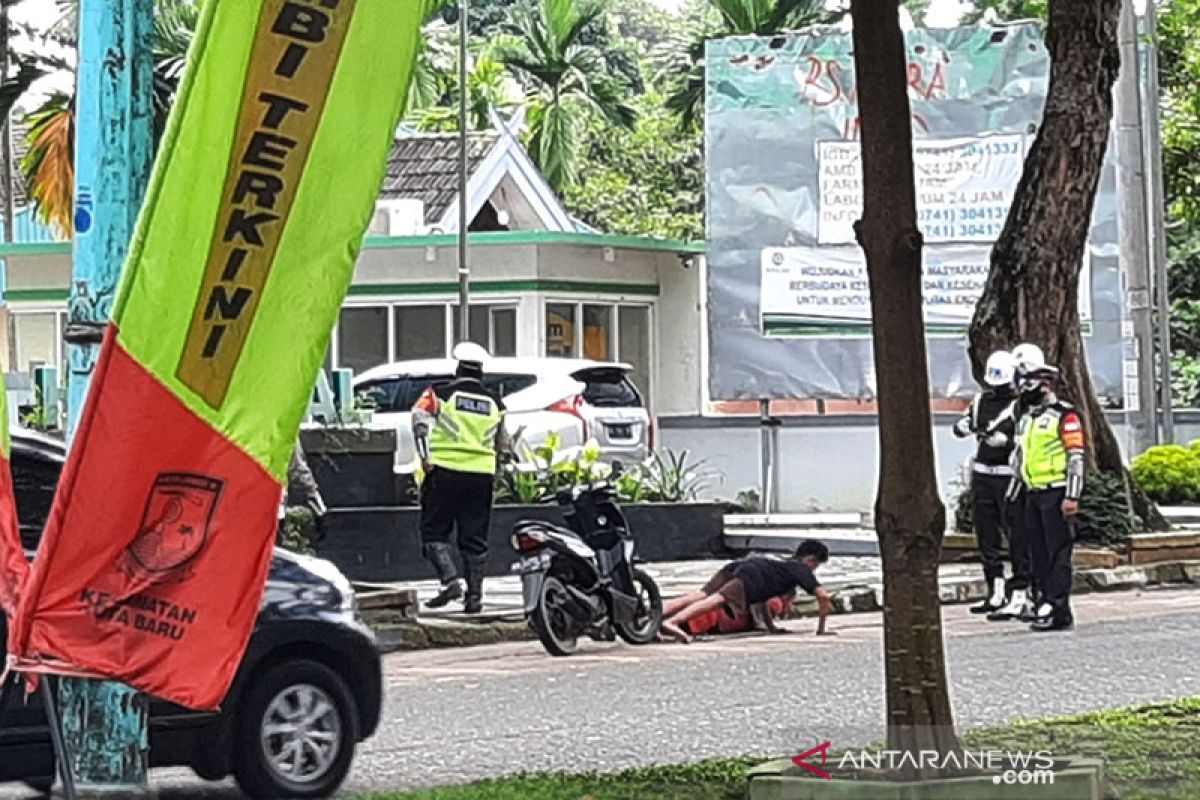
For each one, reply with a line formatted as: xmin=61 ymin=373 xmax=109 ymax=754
xmin=510 ymin=477 xmax=663 ymax=656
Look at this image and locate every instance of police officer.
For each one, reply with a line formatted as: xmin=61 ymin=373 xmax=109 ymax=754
xmin=1009 ymin=352 xmax=1085 ymax=632
xmin=985 ymin=341 xmax=1045 ymax=622
xmin=279 ymin=440 xmax=328 ymax=544
xmin=412 ymin=342 xmax=511 ymax=613
xmin=953 ymin=350 xmax=1027 ymax=615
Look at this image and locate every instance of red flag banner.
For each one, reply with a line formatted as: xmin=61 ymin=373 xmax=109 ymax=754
xmin=0 ymin=373 xmax=29 ymax=647
xmin=9 ymin=0 xmax=425 ymax=709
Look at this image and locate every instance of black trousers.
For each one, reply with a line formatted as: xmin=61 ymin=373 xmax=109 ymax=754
xmin=419 ymin=467 xmax=495 ymax=579
xmin=972 ymin=473 xmax=1031 ymax=590
xmin=1025 ymin=487 xmax=1074 ymax=621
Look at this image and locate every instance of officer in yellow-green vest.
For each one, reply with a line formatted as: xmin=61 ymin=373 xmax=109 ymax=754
xmin=1010 ymin=351 xmax=1086 ymax=633
xmin=412 ymin=342 xmax=511 ymax=613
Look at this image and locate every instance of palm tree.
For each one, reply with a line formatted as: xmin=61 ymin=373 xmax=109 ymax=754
xmin=20 ymin=0 xmax=198 ymax=237
xmin=494 ymin=0 xmax=636 ymax=190
xmin=657 ymin=0 xmax=837 ymax=131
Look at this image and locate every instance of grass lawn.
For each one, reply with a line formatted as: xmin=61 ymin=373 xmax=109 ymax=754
xmin=362 ymin=697 xmax=1200 ymax=800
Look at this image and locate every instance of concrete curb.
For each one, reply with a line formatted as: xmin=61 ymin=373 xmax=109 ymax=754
xmin=368 ymin=559 xmax=1200 ymax=653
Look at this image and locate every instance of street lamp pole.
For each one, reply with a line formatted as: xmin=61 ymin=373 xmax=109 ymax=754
xmin=60 ymin=0 xmax=155 ymax=790
xmin=1140 ymin=0 xmax=1174 ymax=442
xmin=457 ymin=0 xmax=470 ymax=342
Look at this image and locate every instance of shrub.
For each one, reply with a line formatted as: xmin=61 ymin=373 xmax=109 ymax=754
xmin=1076 ymin=470 xmax=1136 ymax=546
xmin=278 ymin=507 xmax=316 ymax=554
xmin=494 ymin=436 xmax=711 ymax=506
xmin=950 ymin=470 xmax=1136 ymax=545
xmin=1131 ymin=444 xmax=1200 ymax=505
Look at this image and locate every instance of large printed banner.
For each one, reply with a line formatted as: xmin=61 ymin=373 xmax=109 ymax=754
xmin=8 ymin=0 xmax=425 ymax=710
xmin=817 ymin=134 xmax=1028 ymax=245
xmin=761 ymin=245 xmax=1092 ymax=335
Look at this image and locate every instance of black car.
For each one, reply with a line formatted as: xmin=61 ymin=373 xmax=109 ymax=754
xmin=0 ymin=429 xmax=382 ymax=799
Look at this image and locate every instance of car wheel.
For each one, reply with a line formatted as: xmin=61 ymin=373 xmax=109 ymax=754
xmin=233 ymin=659 xmax=359 ymax=799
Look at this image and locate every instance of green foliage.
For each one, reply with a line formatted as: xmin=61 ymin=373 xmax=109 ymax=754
xmin=958 ymin=0 xmax=1047 ymax=23
xmin=655 ymin=0 xmax=836 ymax=131
xmin=1171 ymin=352 xmax=1200 ymax=407
xmin=563 ymin=91 xmax=703 ymax=240
xmin=1077 ymin=469 xmax=1137 ymax=545
xmin=278 ymin=507 xmax=316 ymax=555
xmin=636 ymin=448 xmax=710 ymax=502
xmin=364 ymin=756 xmax=762 ymax=800
xmin=369 ymin=700 xmax=1200 ymax=800
xmin=1131 ymin=443 xmax=1200 ymax=505
xmin=495 ymin=434 xmax=710 ymax=505
xmin=734 ymin=487 xmax=761 ymax=513
xmin=952 ymin=469 xmax=1139 ymax=544
xmin=962 ymin=697 xmax=1200 ymax=800
xmin=491 ymin=0 xmax=638 ymax=190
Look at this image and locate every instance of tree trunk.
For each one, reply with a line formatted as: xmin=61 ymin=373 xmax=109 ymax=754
xmin=850 ymin=0 xmax=961 ymax=776
xmin=967 ymin=0 xmax=1166 ymax=531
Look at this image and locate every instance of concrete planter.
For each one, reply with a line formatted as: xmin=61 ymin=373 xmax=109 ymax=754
xmin=748 ymin=757 xmax=1104 ymax=800
xmin=314 ymin=501 xmax=727 ymax=582
xmin=298 ymin=427 xmax=403 ymax=508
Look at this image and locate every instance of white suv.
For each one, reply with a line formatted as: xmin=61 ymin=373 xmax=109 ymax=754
xmin=352 ymin=357 xmax=652 ymax=473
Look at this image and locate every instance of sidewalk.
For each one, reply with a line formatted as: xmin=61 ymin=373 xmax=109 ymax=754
xmin=361 ymin=555 xmax=1200 ymax=652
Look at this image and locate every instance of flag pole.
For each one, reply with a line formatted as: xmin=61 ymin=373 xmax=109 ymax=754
xmin=59 ymin=0 xmax=154 ymax=790
xmin=41 ymin=679 xmax=79 ymax=800
xmin=457 ymin=0 xmax=470 ymax=342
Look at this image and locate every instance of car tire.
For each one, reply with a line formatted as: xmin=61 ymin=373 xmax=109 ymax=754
xmin=233 ymin=659 xmax=359 ymax=800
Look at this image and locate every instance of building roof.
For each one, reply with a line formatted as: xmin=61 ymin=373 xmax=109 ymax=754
xmin=2 ymin=121 xmax=31 ymax=212
xmin=380 ymin=132 xmax=498 ymax=224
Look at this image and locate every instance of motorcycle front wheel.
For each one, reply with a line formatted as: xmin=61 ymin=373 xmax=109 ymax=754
xmin=615 ymin=568 xmax=663 ymax=645
xmin=533 ymin=575 xmax=580 ymax=656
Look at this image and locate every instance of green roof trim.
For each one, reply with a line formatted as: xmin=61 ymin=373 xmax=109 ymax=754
xmin=4 ymin=288 xmax=70 ymax=302
xmin=0 ymin=231 xmax=703 ymax=259
xmin=361 ymin=231 xmax=704 ymax=253
xmin=4 ymin=281 xmax=657 ymax=305
xmin=0 ymin=242 xmax=71 ymax=257
xmin=348 ymin=279 xmax=659 ymax=297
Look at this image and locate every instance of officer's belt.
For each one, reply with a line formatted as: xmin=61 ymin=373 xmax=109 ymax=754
xmin=972 ymin=463 xmax=1013 ymax=477
xmin=1026 ymin=481 xmax=1067 ymax=491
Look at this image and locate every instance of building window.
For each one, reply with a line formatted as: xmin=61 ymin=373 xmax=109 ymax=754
xmin=544 ymin=301 xmax=652 ymax=405
xmin=618 ymin=305 xmax=651 ymax=407
xmin=492 ymin=308 xmax=517 ymax=357
xmin=334 ymin=301 xmax=518 ymax=373
xmin=395 ymin=305 xmax=446 ymax=360
xmin=583 ymin=305 xmax=613 ymax=361
xmin=337 ymin=306 xmax=389 ymax=376
xmin=451 ymin=304 xmax=490 ymax=349
xmin=545 ymin=303 xmax=576 ymax=358
xmin=12 ymin=312 xmax=60 ymax=373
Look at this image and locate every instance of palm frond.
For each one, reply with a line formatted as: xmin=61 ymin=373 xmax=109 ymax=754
xmin=21 ymin=99 xmax=75 ymax=238
xmin=0 ymin=60 xmax=46 ymax=123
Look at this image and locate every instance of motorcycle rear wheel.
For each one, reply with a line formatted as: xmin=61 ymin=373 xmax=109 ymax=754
xmin=615 ymin=568 xmax=663 ymax=645
xmin=533 ymin=575 xmax=580 ymax=656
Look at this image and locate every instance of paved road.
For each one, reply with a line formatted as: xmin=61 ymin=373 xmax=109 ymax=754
xmin=3 ymin=587 xmax=1199 ymax=797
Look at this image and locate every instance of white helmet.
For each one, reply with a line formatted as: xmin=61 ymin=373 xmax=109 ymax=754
xmin=452 ymin=341 xmax=490 ymax=365
xmin=983 ymin=350 xmax=1015 ymax=387
xmin=1011 ymin=342 xmax=1046 ymax=374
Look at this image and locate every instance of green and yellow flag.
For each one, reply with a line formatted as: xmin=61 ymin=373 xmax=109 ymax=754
xmin=12 ymin=0 xmax=425 ymax=710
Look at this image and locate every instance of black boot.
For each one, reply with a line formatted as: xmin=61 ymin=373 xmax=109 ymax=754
xmin=426 ymin=580 xmax=464 ymax=609
xmin=423 ymin=543 xmax=464 ymax=610
xmin=463 ymin=556 xmax=485 ymax=615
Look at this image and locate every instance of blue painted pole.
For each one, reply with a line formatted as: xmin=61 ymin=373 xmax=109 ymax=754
xmin=59 ymin=0 xmax=155 ymax=791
